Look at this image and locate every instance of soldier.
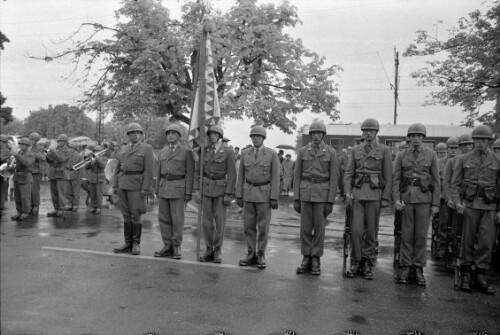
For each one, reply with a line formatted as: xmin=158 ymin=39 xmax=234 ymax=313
xmin=0 ymin=135 xmax=12 ymax=217
xmin=85 ymin=145 xmax=107 ymax=214
xmin=236 ymin=125 xmax=280 ymax=269
xmin=281 ymin=154 xmax=294 ymax=197
xmin=393 ymin=123 xmax=440 ymax=286
xmin=435 ymin=142 xmax=447 ymax=159
xmin=108 ymin=141 xmax=121 ymax=159
xmin=338 ymin=148 xmax=349 ymax=200
xmin=9 ymin=137 xmax=35 ymax=221
xmin=194 ymin=125 xmax=236 ymax=263
xmin=46 ymin=134 xmax=71 ymax=217
xmin=112 ymin=123 xmax=154 ymax=255
xmin=294 ymin=121 xmax=339 ymax=275
xmin=344 ymin=118 xmax=392 ymax=279
xmin=153 ymin=124 xmax=194 ymax=259
xmin=28 ymin=132 xmax=45 ymax=217
xmin=451 ymin=125 xmax=499 ymax=295
xmin=66 ymin=143 xmax=83 ymax=212
xmin=493 ymin=139 xmax=500 ymax=154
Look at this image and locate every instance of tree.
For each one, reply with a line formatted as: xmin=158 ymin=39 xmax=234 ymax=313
xmin=37 ymin=0 xmax=341 ymax=134
xmin=0 ymin=31 xmax=9 ymax=50
xmin=404 ymin=1 xmax=500 ymax=132
xmin=0 ymin=32 xmax=13 ymax=125
xmin=1 ymin=116 xmax=25 ymax=136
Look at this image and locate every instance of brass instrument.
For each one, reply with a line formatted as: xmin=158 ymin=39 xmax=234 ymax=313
xmin=72 ymin=148 xmax=108 ymax=170
xmin=0 ymin=156 xmax=15 ymax=179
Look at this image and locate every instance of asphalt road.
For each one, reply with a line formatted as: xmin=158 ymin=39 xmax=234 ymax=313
xmin=1 ymin=183 xmax=499 ymax=335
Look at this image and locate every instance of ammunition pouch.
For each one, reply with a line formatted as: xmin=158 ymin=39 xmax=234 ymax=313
xmin=403 ymin=177 xmax=433 ymax=193
xmin=460 ymin=184 xmax=478 ymax=202
xmin=478 ymin=186 xmax=499 ymax=204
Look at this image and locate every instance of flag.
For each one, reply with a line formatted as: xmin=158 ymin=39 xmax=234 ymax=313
xmin=188 ymin=30 xmax=221 ymax=148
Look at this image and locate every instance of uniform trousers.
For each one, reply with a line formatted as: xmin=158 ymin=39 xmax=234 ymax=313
xmin=89 ymin=182 xmax=103 ymax=209
xmin=30 ymin=173 xmax=41 ymax=207
xmin=0 ymin=177 xmax=8 ymax=211
xmin=14 ymin=182 xmax=32 ymax=214
xmin=243 ymin=202 xmax=271 ymax=252
xmin=50 ymin=179 xmax=69 ymax=210
xmin=438 ymin=198 xmax=449 ymax=246
xmin=202 ymin=195 xmax=226 ymax=250
xmin=158 ymin=197 xmax=185 ymax=247
xmin=351 ymin=199 xmax=379 ymax=262
xmin=300 ymin=201 xmax=326 ymax=257
xmin=66 ymin=179 xmax=81 ymax=206
xmin=462 ymin=208 xmax=497 ymax=270
xmin=117 ymin=189 xmax=145 ymax=225
xmin=401 ymin=203 xmax=431 ymax=267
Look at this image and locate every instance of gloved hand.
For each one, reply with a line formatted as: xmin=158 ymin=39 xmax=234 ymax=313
xmin=223 ymin=195 xmax=232 ymax=206
xmin=324 ymin=202 xmax=333 ymax=217
xmin=236 ymin=198 xmax=244 ymax=208
xmin=381 ymin=199 xmax=390 ymax=208
xmin=293 ymin=200 xmax=301 ymax=213
xmin=140 ymin=189 xmax=149 ymax=197
xmin=456 ymin=202 xmax=465 ymax=214
xmin=184 ymin=194 xmax=192 ymax=202
xmin=270 ymin=199 xmax=278 ymax=209
xmin=395 ymin=200 xmax=405 ymax=211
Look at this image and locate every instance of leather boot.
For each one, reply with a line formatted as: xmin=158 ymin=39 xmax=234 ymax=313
xmin=131 ymin=224 xmax=142 ymax=255
xmin=475 ymin=269 xmax=495 ymax=295
xmin=346 ymin=261 xmax=360 ymax=278
xmin=199 ymin=248 xmax=214 ymax=262
xmin=239 ymin=251 xmax=256 ymax=266
xmin=362 ymin=258 xmax=373 ymax=280
xmin=173 ymin=245 xmax=182 ymax=260
xmin=18 ymin=213 xmax=29 ymax=221
xmin=11 ymin=213 xmax=21 ymax=220
xmin=310 ymin=256 xmax=320 ymax=275
xmin=31 ymin=206 xmax=39 ymax=217
xmin=154 ymin=245 xmax=173 ymax=257
xmin=414 ymin=266 xmax=426 ymax=286
xmin=47 ymin=210 xmax=58 ymax=217
xmin=256 ymin=251 xmax=266 ymax=269
xmin=296 ymin=256 xmax=312 ymax=274
xmin=114 ymin=222 xmax=133 ymax=253
xmin=213 ymin=249 xmax=222 ymax=263
xmin=460 ymin=265 xmax=471 ymax=292
xmin=54 ymin=210 xmax=63 ymax=217
xmin=398 ymin=266 xmax=410 ymax=284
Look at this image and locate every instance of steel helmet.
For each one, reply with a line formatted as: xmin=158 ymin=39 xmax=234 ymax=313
xmin=435 ymin=142 xmax=447 ymax=152
xmin=458 ymin=133 xmax=473 ymax=145
xmin=125 ymin=123 xmax=144 ymax=135
xmin=29 ymin=132 xmax=41 ymax=141
xmin=57 ymin=134 xmax=69 ymax=142
xmin=0 ymin=134 xmax=8 ymax=143
xmin=361 ymin=118 xmax=380 ymax=131
xmin=399 ymin=140 xmax=409 ymax=150
xmin=407 ymin=123 xmax=426 ymax=137
xmin=493 ymin=139 xmax=500 ymax=149
xmin=309 ymin=121 xmax=327 ymax=135
xmin=471 ymin=124 xmax=493 ymax=139
xmin=250 ymin=125 xmax=267 ymax=139
xmin=446 ymin=136 xmax=459 ymax=148
xmin=18 ymin=137 xmax=31 ymax=146
xmin=164 ymin=124 xmax=182 ymax=136
xmin=207 ymin=124 xmax=224 ymax=138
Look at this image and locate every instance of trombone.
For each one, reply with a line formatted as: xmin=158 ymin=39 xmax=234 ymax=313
xmin=72 ymin=148 xmax=108 ymax=170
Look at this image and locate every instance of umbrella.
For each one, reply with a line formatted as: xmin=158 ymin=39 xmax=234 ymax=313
xmin=276 ymin=144 xmax=296 ymax=150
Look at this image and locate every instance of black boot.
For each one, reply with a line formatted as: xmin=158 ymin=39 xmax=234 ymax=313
xmin=296 ymin=255 xmax=312 ymax=274
xmin=362 ymin=258 xmax=374 ymax=280
xmin=213 ymin=248 xmax=222 ymax=263
xmin=310 ymin=256 xmax=321 ymax=275
xmin=346 ymin=261 xmax=360 ymax=278
xmin=154 ymin=245 xmax=173 ymax=257
xmin=173 ymin=245 xmax=182 ymax=260
xmin=398 ymin=266 xmax=410 ymax=284
xmin=131 ymin=224 xmax=142 ymax=255
xmin=114 ymin=221 xmax=133 ymax=253
xmin=199 ymin=248 xmax=214 ymax=262
xmin=239 ymin=251 xmax=256 ymax=266
xmin=31 ymin=206 xmax=39 ymax=217
xmin=475 ymin=268 xmax=495 ymax=295
xmin=414 ymin=266 xmax=426 ymax=286
xmin=256 ymin=251 xmax=266 ymax=269
xmin=460 ymin=265 xmax=471 ymax=292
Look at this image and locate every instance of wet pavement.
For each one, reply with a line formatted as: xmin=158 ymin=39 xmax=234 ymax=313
xmin=1 ymin=183 xmax=500 ymax=335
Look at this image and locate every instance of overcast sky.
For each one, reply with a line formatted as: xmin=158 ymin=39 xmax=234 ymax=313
xmin=0 ymin=0 xmax=492 ymax=150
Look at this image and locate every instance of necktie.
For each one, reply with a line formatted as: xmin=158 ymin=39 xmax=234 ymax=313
xmin=413 ymin=149 xmax=419 ymax=160
xmin=255 ymin=148 xmax=259 ymax=160
xmin=480 ymin=152 xmax=485 ymax=164
xmin=209 ymin=147 xmax=215 ymax=159
xmin=365 ymin=144 xmax=371 ymax=154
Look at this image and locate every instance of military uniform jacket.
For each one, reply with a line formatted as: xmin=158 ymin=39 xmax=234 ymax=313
xmin=236 ymin=146 xmax=280 ymax=203
xmin=30 ymin=143 xmax=46 ymax=174
xmin=46 ymin=146 xmax=71 ymax=180
xmin=293 ymin=142 xmax=339 ymax=203
xmin=344 ymin=140 xmax=393 ymax=201
xmin=392 ymin=146 xmax=440 ymax=206
xmin=0 ymin=147 xmax=11 ymax=165
xmin=10 ymin=149 xmax=35 ymax=184
xmin=86 ymin=156 xmax=107 ymax=183
xmin=112 ymin=142 xmax=154 ymax=191
xmin=67 ymin=151 xmax=83 ymax=180
xmin=155 ymin=143 xmax=194 ymax=199
xmin=451 ymin=148 xmax=500 ymax=211
xmin=442 ymin=155 xmax=458 ymax=203
xmin=194 ymin=145 xmax=236 ymax=197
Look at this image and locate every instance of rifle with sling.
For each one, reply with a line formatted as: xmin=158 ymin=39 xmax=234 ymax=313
xmin=342 ymin=202 xmax=353 ymax=278
xmin=430 ymin=211 xmax=439 ymax=258
xmin=444 ymin=206 xmax=455 ymax=270
xmin=454 ymin=205 xmax=464 ymax=290
xmin=393 ymin=209 xmax=403 ymax=282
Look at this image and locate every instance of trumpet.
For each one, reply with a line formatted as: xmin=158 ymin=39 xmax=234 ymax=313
xmin=0 ymin=156 xmax=15 ymax=179
xmin=72 ymin=148 xmax=108 ymax=170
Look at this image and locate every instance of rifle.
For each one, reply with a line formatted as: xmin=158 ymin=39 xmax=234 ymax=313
xmin=430 ymin=212 xmax=439 ymax=258
xmin=342 ymin=202 xmax=352 ymax=278
xmin=444 ymin=206 xmax=455 ymax=271
xmin=454 ymin=208 xmax=464 ymax=290
xmin=393 ymin=209 xmax=403 ymax=282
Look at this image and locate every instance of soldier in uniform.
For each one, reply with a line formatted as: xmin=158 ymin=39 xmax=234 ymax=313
xmin=28 ymin=132 xmax=45 ymax=217
xmin=85 ymin=145 xmax=108 ymax=214
xmin=112 ymin=123 xmax=154 ymax=255
xmin=9 ymin=137 xmax=35 ymax=221
xmin=66 ymin=143 xmax=83 ymax=212
xmin=393 ymin=123 xmax=440 ymax=286
xmin=194 ymin=125 xmax=236 ymax=263
xmin=0 ymin=134 xmax=12 ymax=217
xmin=344 ymin=118 xmax=392 ymax=279
xmin=451 ymin=125 xmax=499 ymax=295
xmin=435 ymin=142 xmax=447 ymax=159
xmin=281 ymin=154 xmax=294 ymax=197
xmin=294 ymin=121 xmax=339 ymax=275
xmin=236 ymin=125 xmax=280 ymax=269
xmin=153 ymin=124 xmax=194 ymax=260
xmin=493 ymin=139 xmax=500 ymax=154
xmin=46 ymin=134 xmax=71 ymax=217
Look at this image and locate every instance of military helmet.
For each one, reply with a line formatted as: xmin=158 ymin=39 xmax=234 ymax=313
xmin=125 ymin=123 xmax=143 ymax=135
xmin=250 ymin=125 xmax=267 ymax=139
xmin=435 ymin=142 xmax=447 ymax=152
xmin=29 ymin=132 xmax=41 ymax=141
xmin=57 ymin=134 xmax=69 ymax=142
xmin=361 ymin=118 xmax=380 ymax=131
xmin=493 ymin=139 xmax=500 ymax=149
xmin=458 ymin=133 xmax=473 ymax=145
xmin=399 ymin=140 xmax=409 ymax=149
xmin=471 ymin=124 xmax=493 ymax=139
xmin=407 ymin=123 xmax=426 ymax=137
xmin=207 ymin=124 xmax=224 ymax=138
xmin=18 ymin=137 xmax=31 ymax=146
xmin=164 ymin=124 xmax=182 ymax=136
xmin=309 ymin=121 xmax=327 ymax=135
xmin=446 ymin=136 xmax=459 ymax=148
xmin=0 ymin=134 xmax=8 ymax=143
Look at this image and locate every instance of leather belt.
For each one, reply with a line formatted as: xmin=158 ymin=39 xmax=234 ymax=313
xmin=302 ymin=176 xmax=330 ymax=183
xmin=406 ymin=178 xmax=421 ymax=186
xmin=204 ymin=173 xmax=226 ymax=180
xmin=245 ymin=179 xmax=270 ymax=187
xmin=122 ymin=170 xmax=143 ymax=175
xmin=161 ymin=174 xmax=185 ymax=181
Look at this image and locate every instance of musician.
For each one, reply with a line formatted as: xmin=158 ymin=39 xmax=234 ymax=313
xmin=112 ymin=123 xmax=154 ymax=255
xmin=9 ymin=137 xmax=35 ymax=221
xmin=85 ymin=145 xmax=107 ymax=214
xmin=0 ymin=134 xmax=12 ymax=217
xmin=46 ymin=134 xmax=71 ymax=217
xmin=66 ymin=143 xmax=83 ymax=212
xmin=28 ymin=132 xmax=46 ymax=217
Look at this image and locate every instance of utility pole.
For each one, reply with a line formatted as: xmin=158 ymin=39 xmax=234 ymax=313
xmin=393 ymin=47 xmax=399 ymax=125
xmin=98 ymin=104 xmax=102 ymax=145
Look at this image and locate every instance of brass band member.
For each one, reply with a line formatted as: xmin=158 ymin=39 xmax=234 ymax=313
xmin=86 ymin=145 xmax=107 ymax=214
xmin=46 ymin=134 xmax=71 ymax=217
xmin=0 ymin=134 xmax=12 ymax=217
xmin=9 ymin=137 xmax=35 ymax=221
xmin=28 ymin=132 xmax=46 ymax=217
xmin=66 ymin=142 xmax=83 ymax=212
